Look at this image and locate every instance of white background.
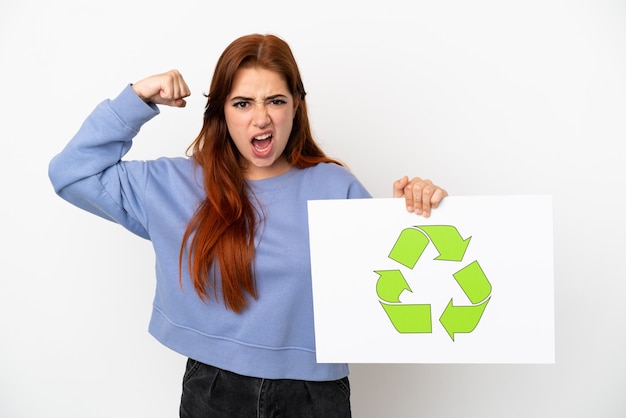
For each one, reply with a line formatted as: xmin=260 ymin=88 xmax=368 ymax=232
xmin=1 ymin=1 xmax=624 ymax=417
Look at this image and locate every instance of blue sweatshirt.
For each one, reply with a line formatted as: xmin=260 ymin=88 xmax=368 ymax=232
xmin=48 ymin=85 xmax=372 ymax=381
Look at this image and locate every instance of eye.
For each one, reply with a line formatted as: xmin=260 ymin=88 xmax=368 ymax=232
xmin=269 ymin=98 xmax=287 ymax=106
xmin=232 ymin=101 xmax=249 ymax=109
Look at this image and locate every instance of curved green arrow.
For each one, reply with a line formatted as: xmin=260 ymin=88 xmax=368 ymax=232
xmin=439 ymin=297 xmax=490 ymax=341
xmin=418 ymin=225 xmax=471 ymax=262
xmin=380 ymin=302 xmax=432 ymax=333
xmin=388 ymin=228 xmax=429 ymax=268
xmin=453 ymin=261 xmax=491 ymax=304
xmin=376 ymin=270 xmax=433 ymax=333
xmin=375 ymin=270 xmax=411 ymax=303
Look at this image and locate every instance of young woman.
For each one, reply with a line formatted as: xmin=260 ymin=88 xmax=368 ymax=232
xmin=49 ymin=34 xmax=447 ymax=417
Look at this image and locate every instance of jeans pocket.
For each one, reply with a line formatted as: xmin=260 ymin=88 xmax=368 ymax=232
xmin=182 ymin=358 xmax=202 ymax=384
xmin=334 ymin=376 xmax=351 ymax=399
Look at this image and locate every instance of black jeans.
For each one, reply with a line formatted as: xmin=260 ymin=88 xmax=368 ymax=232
xmin=179 ymin=359 xmax=351 ymax=418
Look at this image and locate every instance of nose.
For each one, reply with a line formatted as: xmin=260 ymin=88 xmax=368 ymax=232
xmin=253 ymin=103 xmax=270 ymax=128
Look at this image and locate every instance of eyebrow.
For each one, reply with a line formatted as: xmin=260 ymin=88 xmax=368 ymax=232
xmin=228 ymin=94 xmax=289 ymax=102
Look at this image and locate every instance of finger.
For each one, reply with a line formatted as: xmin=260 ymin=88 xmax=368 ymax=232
xmin=418 ymin=183 xmax=435 ymax=217
xmin=170 ymin=78 xmax=187 ymax=101
xmin=171 ymin=70 xmax=191 ymax=99
xmin=179 ymin=78 xmax=191 ymax=99
xmin=430 ymin=188 xmax=448 ymax=209
xmin=163 ymin=97 xmax=186 ymax=108
xmin=161 ymin=78 xmax=179 ymax=101
xmin=411 ymin=180 xmax=425 ymax=215
xmin=393 ymin=176 xmax=409 ymax=198
xmin=159 ymin=70 xmax=190 ymax=102
xmin=403 ymin=178 xmax=420 ymax=213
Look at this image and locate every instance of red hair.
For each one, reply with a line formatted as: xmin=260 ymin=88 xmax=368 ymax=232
xmin=180 ymin=34 xmax=341 ymax=312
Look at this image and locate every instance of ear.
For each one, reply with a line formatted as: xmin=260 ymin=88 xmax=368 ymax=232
xmin=293 ymin=95 xmax=300 ymax=113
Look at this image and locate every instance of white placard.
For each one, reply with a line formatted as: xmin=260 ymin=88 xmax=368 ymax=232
xmin=307 ymin=196 xmax=554 ymax=363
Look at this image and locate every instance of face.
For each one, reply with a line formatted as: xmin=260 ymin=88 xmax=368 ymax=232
xmin=224 ymin=67 xmax=298 ymax=180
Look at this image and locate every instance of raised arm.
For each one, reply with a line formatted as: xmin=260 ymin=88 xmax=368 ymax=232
xmin=48 ymin=70 xmax=191 ymax=238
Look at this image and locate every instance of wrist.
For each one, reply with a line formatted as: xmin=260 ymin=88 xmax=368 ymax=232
xmin=130 ymin=83 xmax=150 ymax=103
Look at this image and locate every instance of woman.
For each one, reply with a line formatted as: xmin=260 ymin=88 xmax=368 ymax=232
xmin=49 ymin=34 xmax=447 ymax=417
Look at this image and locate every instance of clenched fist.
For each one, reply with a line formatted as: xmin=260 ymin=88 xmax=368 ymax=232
xmin=132 ymin=69 xmax=191 ymax=107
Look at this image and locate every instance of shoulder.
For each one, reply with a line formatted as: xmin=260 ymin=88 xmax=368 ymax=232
xmin=300 ymin=163 xmax=371 ymax=199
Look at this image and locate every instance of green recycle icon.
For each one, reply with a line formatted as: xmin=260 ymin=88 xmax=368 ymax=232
xmin=375 ymin=226 xmax=492 ymax=341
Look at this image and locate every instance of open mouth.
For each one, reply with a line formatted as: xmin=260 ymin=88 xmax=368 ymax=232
xmin=252 ymin=133 xmax=273 ymax=153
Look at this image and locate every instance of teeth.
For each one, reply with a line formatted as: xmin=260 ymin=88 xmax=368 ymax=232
xmin=254 ymin=133 xmax=272 ymax=140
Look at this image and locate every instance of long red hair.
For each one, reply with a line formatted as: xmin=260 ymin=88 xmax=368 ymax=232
xmin=180 ymin=34 xmax=341 ymax=312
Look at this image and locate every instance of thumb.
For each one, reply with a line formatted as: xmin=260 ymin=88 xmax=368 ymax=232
xmin=167 ymin=97 xmax=187 ymax=108
xmin=393 ymin=176 xmax=409 ymax=198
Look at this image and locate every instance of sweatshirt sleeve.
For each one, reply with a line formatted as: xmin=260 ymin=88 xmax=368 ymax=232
xmin=48 ymin=85 xmax=160 ymax=239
